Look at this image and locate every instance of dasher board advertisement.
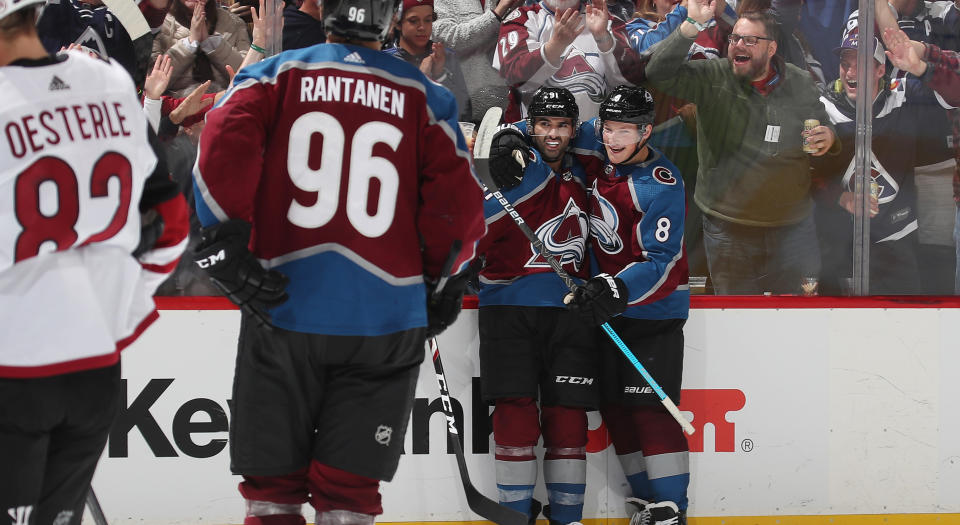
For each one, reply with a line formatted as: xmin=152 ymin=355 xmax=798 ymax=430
xmin=90 ymin=306 xmax=960 ymax=523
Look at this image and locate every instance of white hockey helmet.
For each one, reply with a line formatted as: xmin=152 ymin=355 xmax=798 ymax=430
xmin=0 ymin=0 xmax=46 ymax=21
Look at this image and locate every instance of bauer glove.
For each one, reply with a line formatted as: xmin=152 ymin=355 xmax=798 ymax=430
xmin=194 ymin=220 xmax=289 ymax=329
xmin=489 ymin=124 xmax=531 ymax=191
xmin=565 ymin=273 xmax=629 ymax=325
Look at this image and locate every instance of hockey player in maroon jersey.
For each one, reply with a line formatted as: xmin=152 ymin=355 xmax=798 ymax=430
xmin=478 ymin=87 xmax=595 ymax=525
xmin=0 ymin=0 xmax=189 ymax=522
xmin=566 ymin=86 xmax=690 ymax=525
xmin=191 ymin=0 xmax=486 ymax=523
xmin=492 ymin=0 xmax=646 ymax=123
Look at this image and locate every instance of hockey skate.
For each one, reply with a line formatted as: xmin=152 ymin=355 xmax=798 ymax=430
xmin=624 ymin=498 xmax=684 ymax=525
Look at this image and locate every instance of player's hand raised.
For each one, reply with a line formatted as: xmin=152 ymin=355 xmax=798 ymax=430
xmin=489 ymin=124 xmax=531 ymax=191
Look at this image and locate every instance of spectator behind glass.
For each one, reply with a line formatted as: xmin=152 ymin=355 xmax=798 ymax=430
xmin=152 ymin=0 xmax=250 ymax=98
xmin=384 ymin=0 xmax=472 ymax=122
xmin=493 ymin=0 xmax=643 ymax=122
xmin=645 ymin=3 xmax=838 ymax=295
xmin=867 ymin=0 xmax=960 ymax=295
xmin=812 ymin=27 xmax=960 ymax=295
xmin=431 ymin=0 xmax=523 ymax=123
xmin=283 ymin=0 xmax=326 ymax=50
xmin=36 ymin=0 xmax=170 ymax=86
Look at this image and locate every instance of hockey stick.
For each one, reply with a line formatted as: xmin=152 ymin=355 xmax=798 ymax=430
xmin=86 ymin=488 xmax=108 ymax=525
xmin=473 ymin=107 xmax=695 ymax=436
xmin=426 ymin=242 xmax=528 ymax=525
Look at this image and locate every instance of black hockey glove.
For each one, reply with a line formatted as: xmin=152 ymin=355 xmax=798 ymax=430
xmin=193 ymin=220 xmax=289 ymax=329
xmin=488 ymin=124 xmax=531 ymax=191
xmin=133 ymin=209 xmax=164 ymax=258
xmin=565 ymin=273 xmax=629 ymax=326
xmin=425 ymin=261 xmax=480 ymax=338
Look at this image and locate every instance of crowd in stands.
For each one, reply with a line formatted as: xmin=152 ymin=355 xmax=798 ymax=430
xmin=36 ymin=0 xmax=960 ymax=296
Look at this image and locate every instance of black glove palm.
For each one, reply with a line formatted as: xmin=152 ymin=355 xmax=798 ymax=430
xmin=489 ymin=124 xmax=531 ymax=191
xmin=194 ymin=220 xmax=289 ymax=328
xmin=566 ymin=273 xmax=629 ymax=326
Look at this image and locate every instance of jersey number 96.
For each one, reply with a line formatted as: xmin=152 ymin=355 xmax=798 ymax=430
xmin=286 ymin=111 xmax=401 ymax=238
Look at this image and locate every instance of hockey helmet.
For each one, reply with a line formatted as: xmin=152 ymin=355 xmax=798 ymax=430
xmin=598 ymin=85 xmax=656 ymax=127
xmin=0 ymin=0 xmax=46 ymax=21
xmin=324 ymin=0 xmax=401 ymax=42
xmin=527 ymin=86 xmax=580 ymax=137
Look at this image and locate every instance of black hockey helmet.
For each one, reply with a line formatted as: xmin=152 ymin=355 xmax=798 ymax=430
xmin=527 ymin=86 xmax=580 ymax=137
xmin=324 ymin=0 xmax=401 ymax=42
xmin=598 ymin=85 xmax=655 ymax=127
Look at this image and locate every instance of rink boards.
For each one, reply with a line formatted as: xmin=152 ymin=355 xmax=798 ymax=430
xmin=90 ymin=297 xmax=960 ymax=524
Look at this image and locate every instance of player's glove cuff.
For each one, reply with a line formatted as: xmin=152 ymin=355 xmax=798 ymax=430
xmin=565 ymin=273 xmax=629 ymax=326
xmin=489 ymin=123 xmax=531 ymax=191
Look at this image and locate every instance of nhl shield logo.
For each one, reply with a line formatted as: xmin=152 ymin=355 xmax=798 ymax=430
xmin=375 ymin=425 xmax=393 ymax=446
xmin=604 ymin=164 xmax=614 ymax=175
xmin=562 ymin=170 xmax=573 ymax=181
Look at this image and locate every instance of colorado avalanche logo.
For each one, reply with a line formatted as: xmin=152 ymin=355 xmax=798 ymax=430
xmin=525 ymin=198 xmax=588 ymax=270
xmin=841 ymin=151 xmax=897 ymax=204
xmin=589 ymin=181 xmax=624 ymax=255
xmin=652 ymin=166 xmax=677 ymax=185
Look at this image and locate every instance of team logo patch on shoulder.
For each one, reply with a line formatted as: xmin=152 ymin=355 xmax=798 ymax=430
xmin=652 ymin=166 xmax=677 ymax=185
xmin=504 ymin=8 xmax=521 ymax=22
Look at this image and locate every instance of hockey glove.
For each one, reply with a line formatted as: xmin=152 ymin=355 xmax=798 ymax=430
xmin=488 ymin=124 xmax=531 ymax=191
xmin=565 ymin=273 xmax=629 ymax=326
xmin=425 ymin=262 xmax=480 ymax=338
xmin=133 ymin=209 xmax=164 ymax=258
xmin=193 ymin=219 xmax=289 ymax=329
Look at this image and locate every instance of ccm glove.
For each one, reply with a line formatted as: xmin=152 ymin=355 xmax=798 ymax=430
xmin=565 ymin=273 xmax=629 ymax=325
xmin=489 ymin=124 xmax=531 ymax=191
xmin=425 ymin=260 xmax=481 ymax=338
xmin=194 ymin=219 xmax=289 ymax=328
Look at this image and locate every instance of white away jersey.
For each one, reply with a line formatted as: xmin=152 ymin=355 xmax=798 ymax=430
xmin=0 ymin=52 xmax=161 ymax=377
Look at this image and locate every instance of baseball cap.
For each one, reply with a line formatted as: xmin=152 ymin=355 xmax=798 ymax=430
xmin=833 ymin=28 xmax=886 ymax=64
xmin=402 ymin=0 xmax=433 ymax=12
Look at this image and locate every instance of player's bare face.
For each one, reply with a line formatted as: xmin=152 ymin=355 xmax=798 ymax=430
xmin=531 ymin=117 xmax=573 ymax=164
xmin=180 ymin=0 xmax=199 ymax=9
xmin=546 ymin=0 xmax=580 ymax=11
xmin=728 ymin=19 xmax=774 ymax=81
xmin=838 ymin=50 xmax=884 ymax=102
xmin=401 ymin=5 xmax=435 ymax=53
xmin=601 ymin=121 xmax=643 ymax=164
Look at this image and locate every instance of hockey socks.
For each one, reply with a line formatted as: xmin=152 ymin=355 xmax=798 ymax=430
xmin=239 ymin=468 xmax=309 ymax=525
xmin=308 ymin=461 xmax=382 ymax=516
xmin=542 ymin=405 xmax=587 ymax=525
xmin=603 ymin=405 xmax=690 ymax=510
xmin=493 ymin=398 xmax=540 ymax=517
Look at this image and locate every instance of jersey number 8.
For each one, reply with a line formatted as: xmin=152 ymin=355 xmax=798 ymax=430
xmin=286 ymin=111 xmax=401 ymax=238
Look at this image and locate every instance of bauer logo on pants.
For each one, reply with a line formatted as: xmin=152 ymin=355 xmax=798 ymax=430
xmin=375 ymin=425 xmax=393 ymax=446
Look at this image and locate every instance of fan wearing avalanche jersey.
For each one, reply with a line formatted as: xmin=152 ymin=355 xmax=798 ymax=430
xmin=492 ymin=0 xmax=645 ymax=123
xmin=0 ymin=1 xmax=189 ymax=522
xmin=566 ymin=86 xmax=690 ymax=525
xmin=191 ymin=0 xmax=485 ymax=523
xmin=479 ymin=87 xmax=595 ymax=525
